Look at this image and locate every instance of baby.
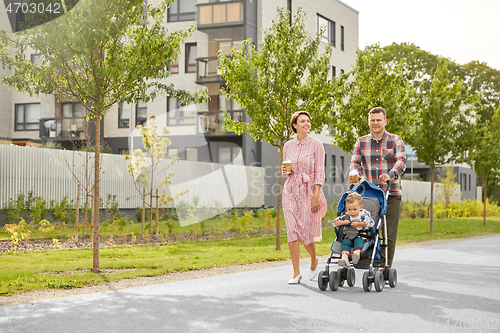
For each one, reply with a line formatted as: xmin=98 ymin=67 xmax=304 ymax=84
xmin=333 ymin=192 xmax=374 ymax=266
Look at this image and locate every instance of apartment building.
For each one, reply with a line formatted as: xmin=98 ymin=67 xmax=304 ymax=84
xmin=0 ymin=0 xmax=360 ymax=206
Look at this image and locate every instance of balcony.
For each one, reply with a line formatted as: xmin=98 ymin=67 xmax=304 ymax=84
xmin=197 ymin=1 xmax=244 ymax=29
xmin=39 ymin=117 xmax=87 ymax=140
xmin=198 ymin=110 xmax=244 ymax=136
xmin=195 ymin=56 xmax=229 ymax=84
xmin=166 ymin=109 xmax=244 ymax=136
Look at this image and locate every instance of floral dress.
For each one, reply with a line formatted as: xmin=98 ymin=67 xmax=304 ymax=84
xmin=282 ymin=135 xmax=327 ymax=245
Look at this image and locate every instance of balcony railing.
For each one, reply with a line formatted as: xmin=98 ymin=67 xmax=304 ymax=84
xmin=195 ymin=56 xmax=229 ymax=84
xmin=197 ymin=1 xmax=244 ymax=29
xmin=39 ymin=117 xmax=87 ymax=140
xmin=197 ymin=110 xmax=244 ymax=136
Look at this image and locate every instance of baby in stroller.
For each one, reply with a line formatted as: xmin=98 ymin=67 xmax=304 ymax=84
xmin=333 ymin=192 xmax=374 ymax=266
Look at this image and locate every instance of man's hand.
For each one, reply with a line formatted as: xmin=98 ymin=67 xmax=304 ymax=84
xmin=379 ymin=173 xmax=391 ymax=183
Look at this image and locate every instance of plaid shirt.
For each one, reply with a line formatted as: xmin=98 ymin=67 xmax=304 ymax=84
xmin=350 ymin=130 xmax=406 ymax=196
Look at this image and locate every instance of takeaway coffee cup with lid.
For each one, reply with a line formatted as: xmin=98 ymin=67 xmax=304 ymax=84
xmin=349 ymin=169 xmax=359 ymax=183
xmin=283 ymin=160 xmax=292 ymax=174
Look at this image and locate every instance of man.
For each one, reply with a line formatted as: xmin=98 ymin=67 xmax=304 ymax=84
xmin=349 ymin=107 xmax=406 ymax=268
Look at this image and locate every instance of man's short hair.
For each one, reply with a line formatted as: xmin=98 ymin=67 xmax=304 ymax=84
xmin=290 ymin=111 xmax=312 ymax=134
xmin=369 ymin=107 xmax=386 ymax=119
xmin=345 ymin=192 xmax=363 ymax=205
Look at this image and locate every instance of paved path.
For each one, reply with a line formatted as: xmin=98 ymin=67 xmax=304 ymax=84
xmin=1 ymin=236 xmax=500 ymax=333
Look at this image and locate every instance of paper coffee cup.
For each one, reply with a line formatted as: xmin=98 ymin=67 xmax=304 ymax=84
xmin=283 ymin=160 xmax=292 ymax=174
xmin=349 ymin=169 xmax=359 ymax=183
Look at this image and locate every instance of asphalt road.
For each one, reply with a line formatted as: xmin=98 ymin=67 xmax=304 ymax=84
xmin=1 ymin=236 xmax=500 ymax=333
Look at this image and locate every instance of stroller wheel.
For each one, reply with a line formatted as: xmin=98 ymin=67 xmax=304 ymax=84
xmin=362 ymin=271 xmax=372 ymax=292
xmin=374 ymin=270 xmax=385 ymax=292
xmin=388 ymin=268 xmax=397 ymax=288
xmin=347 ymin=267 xmax=356 ymax=287
xmin=318 ymin=270 xmax=328 ymax=291
xmin=337 ymin=268 xmax=345 ymax=287
xmin=329 ymin=271 xmax=339 ymax=291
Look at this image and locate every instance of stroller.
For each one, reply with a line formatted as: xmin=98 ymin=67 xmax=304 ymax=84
xmin=317 ymin=180 xmax=397 ymax=292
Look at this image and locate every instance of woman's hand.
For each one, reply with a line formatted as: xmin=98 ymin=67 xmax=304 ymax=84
xmin=311 ymin=193 xmax=320 ymax=213
xmin=282 ymin=165 xmax=289 ymax=177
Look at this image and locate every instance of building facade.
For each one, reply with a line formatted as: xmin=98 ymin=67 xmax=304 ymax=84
xmin=0 ymin=0 xmax=359 ymax=207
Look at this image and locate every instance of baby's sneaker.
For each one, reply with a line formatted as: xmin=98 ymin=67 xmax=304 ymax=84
xmin=352 ymin=249 xmax=361 ymax=264
xmin=338 ymin=253 xmax=348 ymax=267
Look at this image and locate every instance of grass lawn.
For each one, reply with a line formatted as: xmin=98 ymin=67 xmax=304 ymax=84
xmin=1 ymin=217 xmax=499 ymax=296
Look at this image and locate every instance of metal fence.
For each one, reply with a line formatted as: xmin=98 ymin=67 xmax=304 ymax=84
xmin=0 ymin=145 xmax=265 ymax=212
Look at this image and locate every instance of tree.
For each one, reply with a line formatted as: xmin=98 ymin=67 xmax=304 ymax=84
xmin=435 ymin=166 xmax=460 ymax=210
xmin=467 ymin=105 xmax=500 ymax=225
xmin=462 ymin=61 xmax=500 ymax=122
xmin=407 ymin=60 xmax=479 ymax=232
xmin=382 ymin=43 xmax=500 ymax=204
xmin=219 ymin=7 xmax=336 ymax=250
xmin=381 ymin=43 xmax=463 ymax=93
xmin=0 ymin=0 xmax=206 ymax=272
xmin=331 ymin=44 xmax=418 ymax=152
xmin=125 ymin=115 xmax=187 ymax=236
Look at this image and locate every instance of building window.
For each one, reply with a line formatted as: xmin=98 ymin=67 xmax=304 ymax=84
xmin=317 ymin=14 xmax=335 ymax=46
xmin=331 ymin=155 xmax=337 ymax=182
xmin=461 ymin=173 xmax=467 ymax=191
xmin=186 ymin=147 xmax=198 ymax=161
xmin=218 ymin=146 xmax=243 ymax=165
xmin=341 ymin=25 xmax=344 ymax=51
xmin=169 ymin=56 xmax=179 ymax=75
xmin=185 ymin=43 xmax=197 ymax=73
xmin=469 ymin=174 xmax=471 ymax=192
xmin=198 ymin=1 xmax=244 ymax=26
xmin=332 ymin=66 xmax=336 ymax=78
xmin=168 ymin=0 xmax=196 ymax=22
xmin=167 ymin=97 xmax=197 ymax=126
xmin=118 ymin=101 xmax=131 ymax=128
xmin=15 ymin=103 xmax=40 ymax=131
xmin=287 ymin=0 xmax=292 ymax=25
xmin=136 ymin=99 xmax=147 ymax=127
xmin=62 ymin=102 xmax=86 ymax=118
xmin=340 ymin=156 xmax=345 ymax=183
xmin=167 ymin=147 xmax=178 ymax=158
xmin=31 ymin=54 xmax=41 ymax=66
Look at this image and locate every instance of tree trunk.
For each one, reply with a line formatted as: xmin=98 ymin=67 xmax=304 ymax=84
xmin=483 ymin=173 xmax=488 ymax=226
xmin=142 ymin=188 xmax=146 ymax=237
xmin=92 ymin=115 xmax=101 ymax=273
xmin=149 ymin=190 xmax=153 ymax=235
xmin=156 ymin=189 xmax=159 ymax=236
xmin=82 ymin=199 xmax=88 ymax=242
xmin=75 ymin=184 xmax=80 ymax=243
xmin=275 ymin=144 xmax=284 ymax=251
xmin=430 ymin=167 xmax=434 ymax=233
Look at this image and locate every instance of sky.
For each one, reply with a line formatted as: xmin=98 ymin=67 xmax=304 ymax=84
xmin=339 ymin=0 xmax=500 ymax=70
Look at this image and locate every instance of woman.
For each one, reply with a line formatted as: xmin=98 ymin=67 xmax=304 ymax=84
xmin=282 ymin=111 xmax=327 ymax=284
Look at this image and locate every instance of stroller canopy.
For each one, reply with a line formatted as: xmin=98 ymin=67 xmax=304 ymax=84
xmin=337 ymin=180 xmax=388 ymax=217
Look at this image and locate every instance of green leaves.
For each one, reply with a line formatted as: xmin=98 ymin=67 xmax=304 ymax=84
xmin=331 ymin=44 xmax=418 ymax=152
xmin=219 ymin=7 xmax=336 ymax=149
xmin=409 ymin=60 xmax=479 ymax=169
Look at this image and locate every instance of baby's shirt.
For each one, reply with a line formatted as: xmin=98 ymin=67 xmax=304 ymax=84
xmin=334 ymin=208 xmax=375 ymax=230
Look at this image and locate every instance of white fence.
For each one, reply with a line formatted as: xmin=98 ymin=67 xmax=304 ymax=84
xmin=0 ymin=145 xmax=265 ymax=217
xmin=402 ymin=179 xmax=482 ymax=203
